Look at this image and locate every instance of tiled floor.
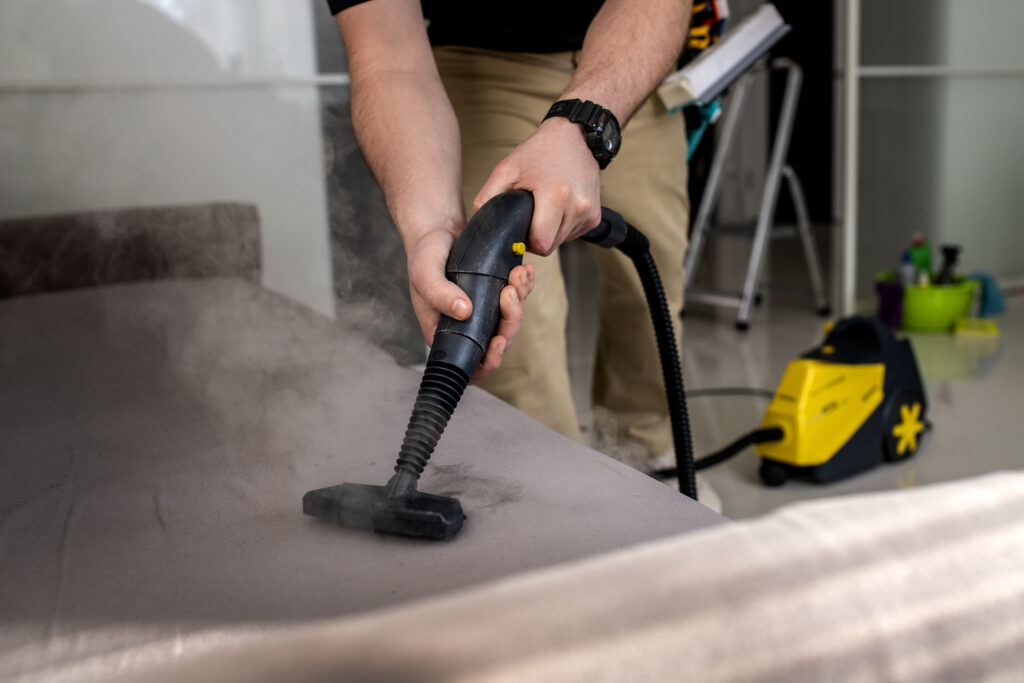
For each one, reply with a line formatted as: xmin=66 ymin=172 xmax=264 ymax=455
xmin=563 ymin=242 xmax=1021 ymax=520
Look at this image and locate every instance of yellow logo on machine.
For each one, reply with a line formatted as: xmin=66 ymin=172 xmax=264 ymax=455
xmin=892 ymin=402 xmax=925 ymax=456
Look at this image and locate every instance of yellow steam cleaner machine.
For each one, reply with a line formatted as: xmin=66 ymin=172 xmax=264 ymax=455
xmin=654 ymin=316 xmax=929 ymax=487
xmin=753 ymin=316 xmax=927 ymax=485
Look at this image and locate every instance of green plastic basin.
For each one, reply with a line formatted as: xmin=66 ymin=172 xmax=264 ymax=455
xmin=901 ymin=278 xmax=978 ymax=332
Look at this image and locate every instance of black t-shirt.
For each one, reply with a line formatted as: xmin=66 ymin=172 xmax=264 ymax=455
xmin=326 ymin=0 xmax=605 ymax=52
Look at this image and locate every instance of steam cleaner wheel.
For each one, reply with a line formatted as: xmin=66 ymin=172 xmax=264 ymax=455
xmin=883 ymin=390 xmax=926 ymax=462
xmin=759 ymin=458 xmax=788 ymax=486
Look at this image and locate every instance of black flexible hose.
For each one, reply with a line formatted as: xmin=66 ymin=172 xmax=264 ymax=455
xmin=605 ymin=225 xmax=698 ymax=501
xmin=652 ymin=426 xmax=785 ymax=479
xmin=389 ymin=362 xmax=469 ymax=496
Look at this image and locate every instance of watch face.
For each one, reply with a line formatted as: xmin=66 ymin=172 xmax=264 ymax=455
xmin=571 ymin=102 xmax=621 ymax=168
xmin=601 ymin=117 xmax=621 ymax=153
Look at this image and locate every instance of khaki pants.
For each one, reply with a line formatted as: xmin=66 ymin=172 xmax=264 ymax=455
xmin=435 ymin=46 xmax=689 ymax=458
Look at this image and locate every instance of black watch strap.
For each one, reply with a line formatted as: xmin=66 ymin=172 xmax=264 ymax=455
xmin=546 ymin=99 xmax=597 ymax=122
xmin=544 ymin=99 xmax=621 ymax=169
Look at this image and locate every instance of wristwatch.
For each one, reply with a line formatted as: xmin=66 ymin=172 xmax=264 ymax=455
xmin=543 ymin=99 xmax=621 ymax=169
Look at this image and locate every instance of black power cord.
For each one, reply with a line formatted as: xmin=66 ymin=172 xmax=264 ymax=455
xmin=685 ymin=387 xmax=776 ymax=399
xmin=652 ymin=426 xmax=785 ymax=479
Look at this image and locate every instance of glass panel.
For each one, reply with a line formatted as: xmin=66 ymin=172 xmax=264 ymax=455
xmin=934 ymin=77 xmax=1024 ymax=278
xmin=856 ymin=79 xmax=947 ymax=299
xmin=0 ymin=0 xmax=336 ymax=314
xmin=861 ymin=0 xmax=1024 ymax=69
xmin=857 ymin=77 xmax=1024 ymax=299
xmin=0 ymin=86 xmax=334 ymax=313
xmin=0 ymin=0 xmax=318 ymax=81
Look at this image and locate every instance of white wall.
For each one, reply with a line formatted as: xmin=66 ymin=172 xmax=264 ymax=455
xmin=855 ymin=0 xmax=1024 ymax=299
xmin=937 ymin=0 xmax=1024 ymax=280
xmin=0 ymin=0 xmax=334 ymax=315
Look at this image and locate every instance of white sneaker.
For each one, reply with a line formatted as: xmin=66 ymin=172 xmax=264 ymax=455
xmin=586 ymin=407 xmax=723 ymax=513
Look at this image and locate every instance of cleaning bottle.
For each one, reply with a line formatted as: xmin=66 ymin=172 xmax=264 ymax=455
xmin=899 ymin=250 xmax=916 ymax=286
xmin=908 ymin=233 xmax=931 ymax=281
xmin=936 ymin=244 xmax=961 ymax=285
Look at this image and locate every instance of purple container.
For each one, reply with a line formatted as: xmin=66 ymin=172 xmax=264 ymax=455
xmin=875 ymin=278 xmax=904 ymax=328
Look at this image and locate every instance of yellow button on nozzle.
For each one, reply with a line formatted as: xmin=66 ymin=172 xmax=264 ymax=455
xmin=512 ymin=242 xmax=526 ymax=256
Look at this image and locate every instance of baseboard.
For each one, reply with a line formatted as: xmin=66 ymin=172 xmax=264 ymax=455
xmin=997 ymin=274 xmax=1024 ymax=296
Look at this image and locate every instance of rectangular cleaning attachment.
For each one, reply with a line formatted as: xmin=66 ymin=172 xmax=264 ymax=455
xmin=303 ymin=483 xmax=465 ymax=541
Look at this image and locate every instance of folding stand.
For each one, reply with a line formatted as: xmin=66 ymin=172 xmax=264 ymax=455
xmin=683 ymin=58 xmax=830 ymax=330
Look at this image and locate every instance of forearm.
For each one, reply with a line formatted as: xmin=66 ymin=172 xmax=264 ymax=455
xmin=348 ymin=70 xmax=464 ymax=247
xmin=564 ymin=0 xmax=691 ymax=122
xmin=338 ymin=2 xmax=464 ymax=249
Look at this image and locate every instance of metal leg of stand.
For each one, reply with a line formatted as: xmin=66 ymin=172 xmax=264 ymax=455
xmin=735 ymin=58 xmax=803 ymax=330
xmin=783 ymin=165 xmax=830 ymax=315
xmin=684 ymin=74 xmax=753 ymax=292
xmin=736 ymin=199 xmax=774 ymax=330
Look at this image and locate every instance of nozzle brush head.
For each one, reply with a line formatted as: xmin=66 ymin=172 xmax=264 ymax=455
xmin=303 ymin=483 xmax=465 ymax=541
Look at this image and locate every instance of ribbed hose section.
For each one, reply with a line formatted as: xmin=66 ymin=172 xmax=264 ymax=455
xmin=614 ymin=226 xmax=698 ymax=500
xmin=394 ymin=362 xmax=469 ymax=481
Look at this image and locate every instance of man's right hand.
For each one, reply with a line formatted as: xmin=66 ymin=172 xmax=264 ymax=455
xmin=406 ymin=227 xmax=535 ymax=384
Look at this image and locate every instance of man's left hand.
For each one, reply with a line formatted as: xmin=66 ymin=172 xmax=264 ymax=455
xmin=473 ymin=116 xmax=603 ymax=257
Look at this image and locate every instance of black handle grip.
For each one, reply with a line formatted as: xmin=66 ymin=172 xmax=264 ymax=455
xmin=427 ymin=193 xmax=628 ymax=378
xmin=428 ymin=190 xmax=533 ymax=377
xmin=581 ymin=207 xmax=629 ymax=248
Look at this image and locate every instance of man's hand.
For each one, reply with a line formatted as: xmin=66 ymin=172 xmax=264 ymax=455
xmin=473 ymin=117 xmax=603 ymax=257
xmin=406 ymin=227 xmax=535 ymax=384
xmin=473 ymin=0 xmax=690 ymax=258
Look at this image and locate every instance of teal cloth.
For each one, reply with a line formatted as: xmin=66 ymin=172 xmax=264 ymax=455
xmin=968 ymin=271 xmax=1006 ymax=317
